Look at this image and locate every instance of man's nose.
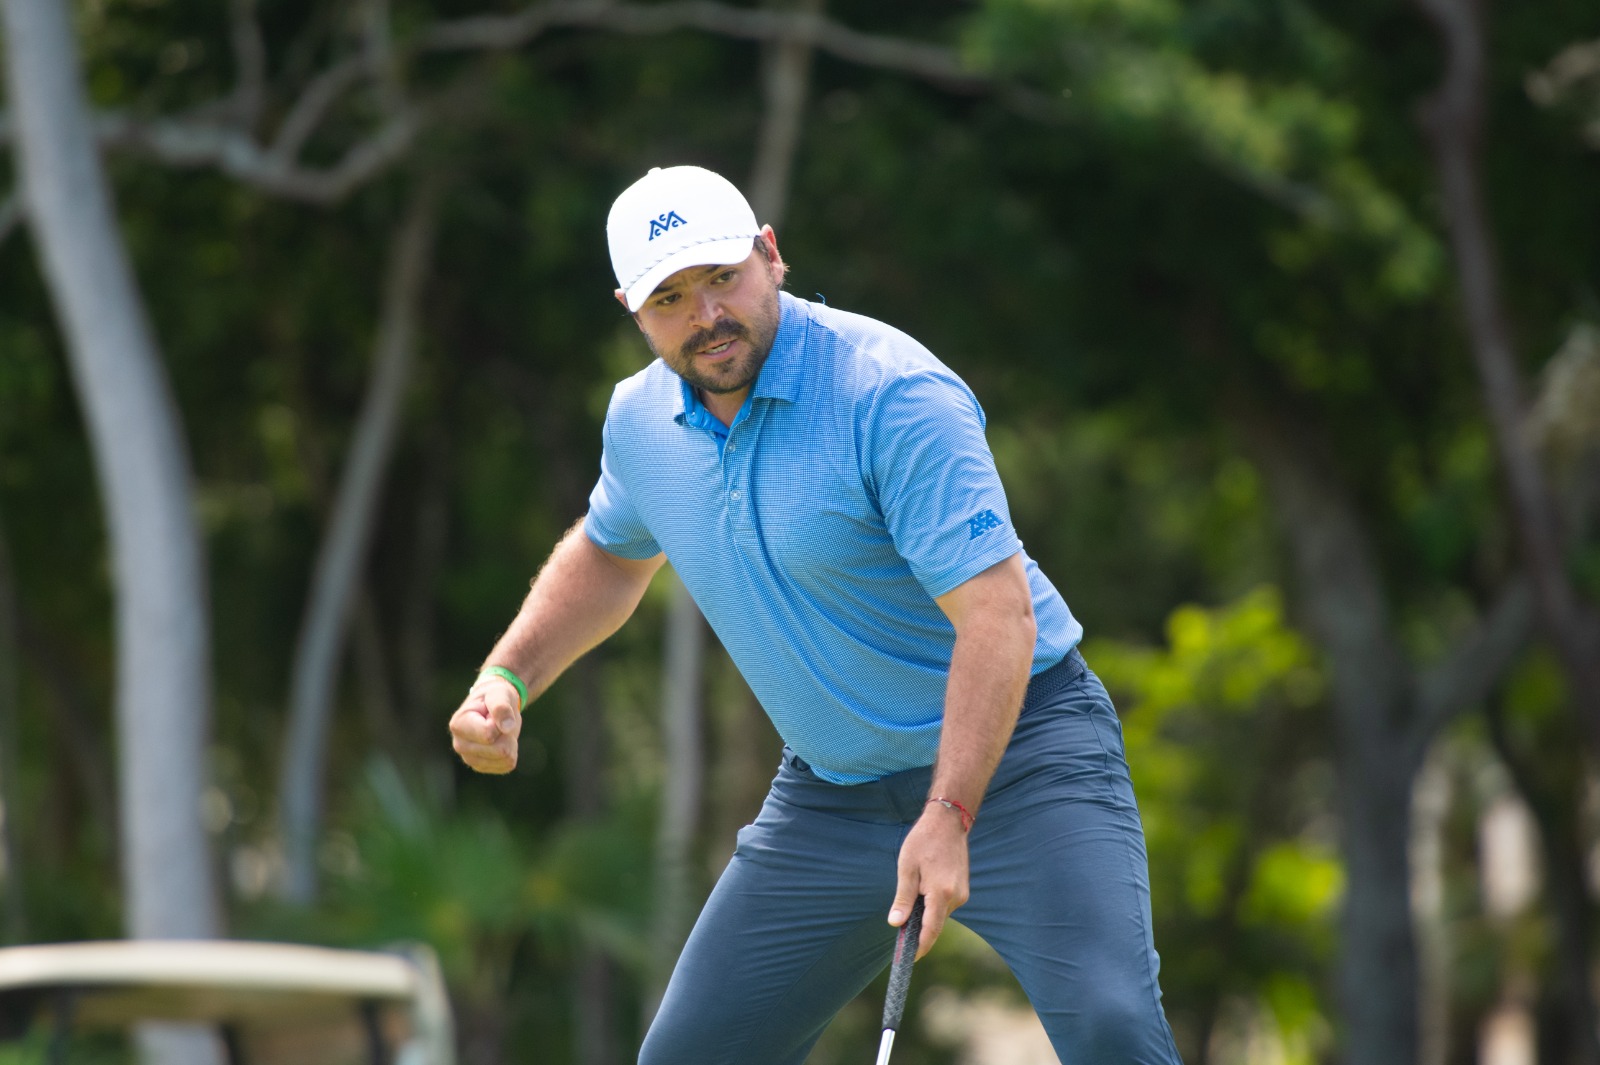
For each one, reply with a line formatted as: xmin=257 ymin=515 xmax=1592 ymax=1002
xmin=689 ymin=287 xmax=726 ymax=327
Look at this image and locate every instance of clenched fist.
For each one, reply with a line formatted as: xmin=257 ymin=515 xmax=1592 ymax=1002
xmin=449 ymin=678 xmax=523 ymax=774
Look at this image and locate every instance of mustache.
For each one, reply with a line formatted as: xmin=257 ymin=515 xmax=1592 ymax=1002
xmin=679 ymin=318 xmax=749 ymax=358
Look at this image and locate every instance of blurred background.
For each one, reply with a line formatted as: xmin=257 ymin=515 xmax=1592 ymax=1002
xmin=0 ymin=0 xmax=1597 ymax=1062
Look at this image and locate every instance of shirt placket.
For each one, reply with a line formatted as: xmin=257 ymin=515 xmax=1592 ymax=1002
xmin=724 ymin=408 xmax=756 ymax=540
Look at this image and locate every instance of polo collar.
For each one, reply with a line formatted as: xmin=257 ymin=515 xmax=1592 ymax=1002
xmin=750 ymin=292 xmax=808 ymax=404
xmin=673 ymin=292 xmax=809 ymax=424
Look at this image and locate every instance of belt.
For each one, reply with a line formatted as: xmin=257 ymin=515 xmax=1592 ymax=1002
xmin=1021 ymin=646 xmax=1087 ymax=714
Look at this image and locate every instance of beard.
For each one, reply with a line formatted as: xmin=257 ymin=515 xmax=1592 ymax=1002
xmin=647 ymin=280 xmax=782 ymax=397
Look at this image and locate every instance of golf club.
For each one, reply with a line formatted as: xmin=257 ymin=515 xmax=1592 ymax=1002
xmin=874 ymin=894 xmax=925 ymax=1065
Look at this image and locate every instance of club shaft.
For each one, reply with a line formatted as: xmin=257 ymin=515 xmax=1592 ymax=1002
xmin=874 ymin=1028 xmax=896 ymax=1065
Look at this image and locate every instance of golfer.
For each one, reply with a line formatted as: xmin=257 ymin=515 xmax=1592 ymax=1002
xmin=450 ymin=165 xmax=1183 ymax=1064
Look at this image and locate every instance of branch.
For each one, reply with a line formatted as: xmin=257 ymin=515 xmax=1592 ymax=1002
xmin=1410 ymin=577 xmax=1534 ymax=757
xmin=419 ymin=0 xmax=988 ymax=90
xmin=1414 ymin=0 xmax=1482 ymax=153
xmin=98 ymin=108 xmax=419 ymax=205
xmin=268 ymin=52 xmax=374 ymax=164
xmin=229 ymin=0 xmax=268 ymax=130
xmin=362 ymin=0 xmax=406 ymax=114
xmin=0 ymin=57 xmax=410 ymax=208
xmin=1 ymin=1 xmax=993 ymax=207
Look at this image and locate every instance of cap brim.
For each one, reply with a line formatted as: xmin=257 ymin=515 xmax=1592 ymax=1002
xmin=622 ymin=235 xmax=760 ymax=312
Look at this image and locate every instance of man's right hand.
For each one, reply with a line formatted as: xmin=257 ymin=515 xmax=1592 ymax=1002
xmin=449 ymin=680 xmax=523 ymax=774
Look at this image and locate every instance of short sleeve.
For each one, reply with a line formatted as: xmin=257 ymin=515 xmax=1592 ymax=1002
xmin=865 ymin=371 xmax=1022 ymax=598
xmin=584 ymin=416 xmax=662 ymax=559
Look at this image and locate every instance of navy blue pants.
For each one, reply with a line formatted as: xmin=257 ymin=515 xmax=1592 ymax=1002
xmin=639 ymin=652 xmax=1184 ymax=1064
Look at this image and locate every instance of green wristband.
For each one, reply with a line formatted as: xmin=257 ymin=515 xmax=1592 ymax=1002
xmin=476 ymin=666 xmax=528 ymax=710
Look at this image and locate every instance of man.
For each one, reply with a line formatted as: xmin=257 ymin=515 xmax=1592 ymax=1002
xmin=450 ymin=165 xmax=1183 ymax=1064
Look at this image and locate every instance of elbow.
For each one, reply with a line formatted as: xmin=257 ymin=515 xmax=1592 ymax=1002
xmin=943 ymin=554 xmax=1038 ymax=657
xmin=993 ymin=575 xmax=1036 ymax=659
xmin=1016 ymin=595 xmax=1038 ymax=657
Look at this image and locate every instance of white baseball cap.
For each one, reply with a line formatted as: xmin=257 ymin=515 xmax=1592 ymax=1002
xmin=608 ymin=166 xmax=762 ymax=312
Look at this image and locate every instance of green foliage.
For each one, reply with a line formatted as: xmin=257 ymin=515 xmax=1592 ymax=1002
xmin=968 ymin=0 xmax=1443 ymax=309
xmin=0 ymin=1030 xmax=129 ymax=1065
xmin=237 ymin=757 xmax=652 ymax=1056
xmin=1089 ymin=588 xmax=1337 ymax=1057
xmin=991 ymin=408 xmax=1279 ymax=639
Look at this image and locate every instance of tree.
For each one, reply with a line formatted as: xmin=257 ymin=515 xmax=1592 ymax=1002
xmin=1237 ymin=400 xmax=1530 ymax=1065
xmin=1414 ymin=0 xmax=1600 ymax=755
xmin=277 ymin=177 xmax=441 ymax=904
xmin=0 ymin=0 xmax=220 ymax=949
xmin=1 ymin=0 xmax=220 ymax=1061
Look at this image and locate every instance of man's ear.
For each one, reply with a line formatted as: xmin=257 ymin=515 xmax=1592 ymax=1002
xmin=757 ymin=225 xmax=785 ymax=281
xmin=614 ymin=289 xmax=644 ymax=329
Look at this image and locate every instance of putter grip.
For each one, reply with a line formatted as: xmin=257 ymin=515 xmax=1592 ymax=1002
xmin=880 ymin=896 xmax=925 ymax=1033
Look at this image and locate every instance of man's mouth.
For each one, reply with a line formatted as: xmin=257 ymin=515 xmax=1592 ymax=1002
xmin=683 ymin=320 xmax=748 ymax=360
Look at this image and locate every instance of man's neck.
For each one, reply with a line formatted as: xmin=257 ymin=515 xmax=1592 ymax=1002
xmin=700 ymin=386 xmax=749 ymax=429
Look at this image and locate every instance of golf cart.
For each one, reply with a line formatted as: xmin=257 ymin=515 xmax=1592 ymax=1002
xmin=0 ymin=940 xmax=455 ymax=1064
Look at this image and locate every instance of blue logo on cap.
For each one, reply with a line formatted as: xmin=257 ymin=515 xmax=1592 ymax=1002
xmin=649 ymin=211 xmax=687 ymax=240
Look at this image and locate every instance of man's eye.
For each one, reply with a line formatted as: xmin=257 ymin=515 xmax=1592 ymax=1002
xmin=657 ymin=293 xmax=679 ymax=306
xmin=713 ymin=270 xmax=737 ymax=283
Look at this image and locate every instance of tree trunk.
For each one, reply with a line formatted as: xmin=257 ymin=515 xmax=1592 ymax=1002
xmin=1238 ymin=405 xmax=1420 ymax=1065
xmin=277 ymin=179 xmax=438 ymax=903
xmin=1414 ymin=0 xmax=1600 ymax=752
xmin=1338 ymin=746 xmax=1423 ymax=1065
xmin=748 ymin=0 xmax=824 ymax=230
xmin=2 ymin=1 xmax=222 ymax=1059
xmin=1540 ymin=822 xmax=1600 ymax=1065
xmin=1411 ymin=746 xmax=1456 ymax=1065
xmin=1486 ymin=700 xmax=1600 ymax=1065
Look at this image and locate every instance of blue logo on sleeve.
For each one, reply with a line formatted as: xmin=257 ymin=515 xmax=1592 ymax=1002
xmin=648 ymin=211 xmax=687 ymax=240
xmin=968 ymin=510 xmax=1003 ymax=539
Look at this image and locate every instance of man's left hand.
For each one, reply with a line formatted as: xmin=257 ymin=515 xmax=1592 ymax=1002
xmin=888 ymin=806 xmax=970 ymax=959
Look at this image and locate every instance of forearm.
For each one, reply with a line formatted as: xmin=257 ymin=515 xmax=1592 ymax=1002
xmin=930 ymin=605 xmax=1036 ymax=817
xmin=890 ymin=556 xmax=1037 ymax=948
xmin=927 ymin=553 xmax=1039 ymax=817
xmin=481 ymin=518 xmax=663 ymax=701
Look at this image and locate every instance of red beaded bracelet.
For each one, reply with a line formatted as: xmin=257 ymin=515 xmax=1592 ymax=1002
xmin=927 ymin=796 xmax=975 ymax=833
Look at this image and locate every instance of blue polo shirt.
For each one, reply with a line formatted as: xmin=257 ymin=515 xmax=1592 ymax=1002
xmin=585 ymin=293 xmax=1082 ymax=783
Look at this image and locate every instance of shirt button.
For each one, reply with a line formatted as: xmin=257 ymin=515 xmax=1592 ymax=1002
xmin=728 ymin=443 xmax=737 ymax=452
xmin=731 ymin=490 xmax=742 ymax=501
